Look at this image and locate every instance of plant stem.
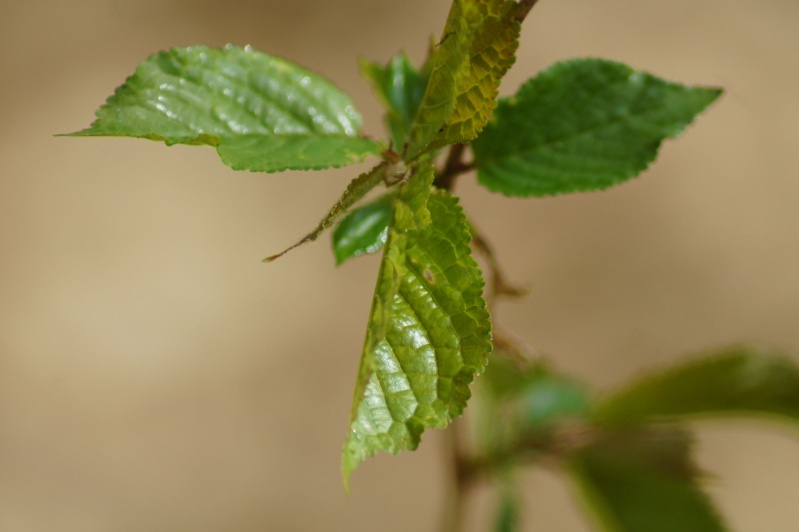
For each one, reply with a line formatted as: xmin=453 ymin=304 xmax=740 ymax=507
xmin=437 ymin=3 xmax=543 ymax=527
xmin=441 ymin=418 xmax=479 ymax=532
xmin=434 ymin=144 xmax=474 ymax=191
xmin=469 ymin=221 xmax=528 ymax=306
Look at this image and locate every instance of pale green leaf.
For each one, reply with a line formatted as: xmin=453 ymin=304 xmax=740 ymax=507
xmin=595 ymin=346 xmax=799 ymax=425
xmin=473 ymin=58 xmax=722 ymax=196
xmin=342 ymin=163 xmax=491 ymax=485
xmin=360 ymin=53 xmax=430 ymax=150
xmin=332 ymin=192 xmax=394 ymax=265
xmin=405 ymin=0 xmax=520 ymax=158
xmin=570 ymin=428 xmax=726 ymax=532
xmin=66 ymin=45 xmax=381 ymax=172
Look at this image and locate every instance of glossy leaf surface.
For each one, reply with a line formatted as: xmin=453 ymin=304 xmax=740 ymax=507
xmin=405 ymin=0 xmax=520 ymax=158
xmin=570 ymin=428 xmax=726 ymax=532
xmin=473 ymin=58 xmax=722 ymax=196
xmin=360 ymin=53 xmax=430 ymax=150
xmin=67 ymin=45 xmax=381 ymax=172
xmin=342 ymin=163 xmax=491 ymax=485
xmin=332 ymin=192 xmax=394 ymax=265
xmin=595 ymin=346 xmax=799 ymax=425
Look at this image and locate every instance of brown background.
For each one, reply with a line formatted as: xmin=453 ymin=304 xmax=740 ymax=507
xmin=2 ymin=0 xmax=799 ymax=530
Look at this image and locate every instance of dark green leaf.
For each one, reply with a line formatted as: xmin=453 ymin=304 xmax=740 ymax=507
xmin=595 ymin=346 xmax=799 ymax=425
xmin=569 ymin=428 xmax=726 ymax=532
xmin=342 ymin=163 xmax=491 ymax=486
xmin=405 ymin=0 xmax=520 ymax=158
xmin=66 ymin=45 xmax=381 ymax=172
xmin=360 ymin=53 xmax=430 ymax=150
xmin=332 ymin=192 xmax=394 ymax=265
xmin=472 ymin=58 xmax=722 ymax=197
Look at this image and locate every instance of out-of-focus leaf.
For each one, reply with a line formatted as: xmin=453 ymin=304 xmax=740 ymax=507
xmin=595 ymin=346 xmax=799 ymax=425
xmin=481 ymin=355 xmax=539 ymax=400
xmin=66 ymin=45 xmax=381 ymax=172
xmin=482 ymin=357 xmax=592 ymax=430
xmin=405 ymin=0 xmax=520 ymax=158
xmin=519 ymin=371 xmax=591 ymax=430
xmin=332 ymin=192 xmax=394 ymax=265
xmin=360 ymin=53 xmax=430 ymax=149
xmin=472 ymin=58 xmax=722 ymax=196
xmin=569 ymin=428 xmax=727 ymax=532
xmin=342 ymin=163 xmax=491 ymax=487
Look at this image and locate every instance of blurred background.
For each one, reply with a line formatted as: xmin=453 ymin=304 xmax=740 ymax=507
xmin=2 ymin=0 xmax=798 ymax=530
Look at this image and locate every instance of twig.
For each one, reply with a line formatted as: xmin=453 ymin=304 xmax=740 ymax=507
xmin=493 ymin=327 xmax=538 ymax=365
xmin=440 ymin=418 xmax=475 ymax=532
xmin=469 ymin=221 xmax=529 ymax=306
xmin=434 ymin=144 xmax=474 ymax=191
xmin=458 ymin=423 xmax=600 ymax=483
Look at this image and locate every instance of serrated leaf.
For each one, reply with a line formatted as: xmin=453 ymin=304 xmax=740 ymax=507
xmin=332 ymin=192 xmax=394 ymax=265
xmin=569 ymin=428 xmax=726 ymax=532
xmin=264 ymin=162 xmax=390 ymax=262
xmin=360 ymin=53 xmax=431 ymax=150
xmin=472 ymin=58 xmax=722 ymax=197
xmin=342 ymin=163 xmax=491 ymax=486
xmin=405 ymin=0 xmax=520 ymax=158
xmin=218 ymin=135 xmax=382 ymax=173
xmin=594 ymin=346 xmax=799 ymax=425
xmin=66 ymin=45 xmax=381 ymax=172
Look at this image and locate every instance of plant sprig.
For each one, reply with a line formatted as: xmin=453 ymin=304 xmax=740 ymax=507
xmin=65 ymin=1 xmax=799 ymax=530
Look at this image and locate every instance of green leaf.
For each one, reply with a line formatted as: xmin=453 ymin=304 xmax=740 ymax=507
xmin=342 ymin=163 xmax=491 ymax=486
xmin=481 ymin=356 xmax=541 ymax=400
xmin=569 ymin=428 xmax=726 ymax=532
xmin=360 ymin=53 xmax=431 ymax=150
xmin=482 ymin=357 xmax=592 ymax=430
xmin=405 ymin=0 xmax=520 ymax=158
xmin=594 ymin=346 xmax=799 ymax=425
xmin=217 ymin=135 xmax=382 ymax=173
xmin=66 ymin=45 xmax=381 ymax=172
xmin=472 ymin=58 xmax=723 ymax=197
xmin=264 ymin=162 xmax=391 ymax=262
xmin=332 ymin=192 xmax=394 ymax=265
xmin=518 ymin=370 xmax=591 ymax=431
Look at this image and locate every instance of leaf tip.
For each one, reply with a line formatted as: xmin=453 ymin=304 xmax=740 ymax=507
xmin=340 ymin=440 xmax=365 ymax=494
